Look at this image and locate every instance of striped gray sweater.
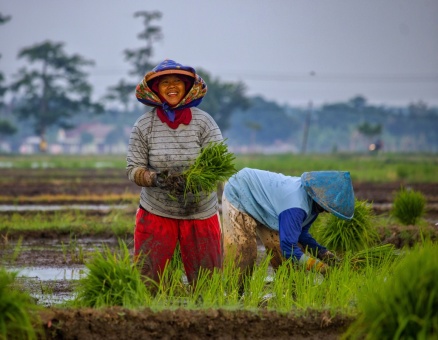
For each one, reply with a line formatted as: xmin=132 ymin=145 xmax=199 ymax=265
xmin=126 ymin=107 xmax=223 ymax=219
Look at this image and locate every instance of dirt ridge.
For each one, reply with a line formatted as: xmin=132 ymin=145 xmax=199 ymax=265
xmin=41 ymin=307 xmax=354 ymax=340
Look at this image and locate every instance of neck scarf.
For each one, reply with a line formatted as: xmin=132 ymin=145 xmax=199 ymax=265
xmin=157 ymin=107 xmax=192 ymax=129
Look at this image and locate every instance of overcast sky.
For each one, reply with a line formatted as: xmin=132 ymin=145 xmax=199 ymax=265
xmin=1 ymin=0 xmax=438 ymax=107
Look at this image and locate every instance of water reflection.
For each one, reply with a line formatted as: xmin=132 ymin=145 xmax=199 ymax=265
xmin=9 ymin=266 xmax=87 ymax=281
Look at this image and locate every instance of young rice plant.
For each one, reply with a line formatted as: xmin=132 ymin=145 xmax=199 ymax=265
xmin=73 ymin=240 xmax=151 ymax=308
xmin=70 ymin=239 xmax=414 ymax=315
xmin=183 ymin=140 xmax=237 ymax=202
xmin=391 ymin=186 xmax=426 ymax=225
xmin=0 ymin=268 xmax=42 ymax=340
xmin=343 ymin=241 xmax=438 ymax=339
xmin=314 ymin=199 xmax=380 ymax=253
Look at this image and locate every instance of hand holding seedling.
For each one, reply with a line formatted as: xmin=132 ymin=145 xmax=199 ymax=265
xmin=300 ymin=254 xmax=329 ymax=275
xmin=317 ymin=250 xmax=340 ymax=266
xmin=154 ymin=170 xmax=186 ymax=194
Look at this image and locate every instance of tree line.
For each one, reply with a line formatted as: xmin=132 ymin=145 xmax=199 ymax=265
xmin=1 ymin=11 xmax=437 ymax=154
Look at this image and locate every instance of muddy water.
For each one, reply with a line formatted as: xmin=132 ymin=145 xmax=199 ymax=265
xmin=2 ymin=237 xmax=120 ymax=306
xmin=3 ymin=237 xmax=270 ymax=306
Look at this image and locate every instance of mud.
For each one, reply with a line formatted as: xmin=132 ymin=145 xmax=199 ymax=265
xmin=2 ymin=168 xmax=438 ymax=339
xmin=2 ymin=168 xmax=438 ymax=207
xmin=39 ymin=307 xmax=354 ymax=340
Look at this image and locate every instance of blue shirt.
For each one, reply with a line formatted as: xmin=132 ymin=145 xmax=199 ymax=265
xmin=224 ymin=168 xmax=326 ymax=260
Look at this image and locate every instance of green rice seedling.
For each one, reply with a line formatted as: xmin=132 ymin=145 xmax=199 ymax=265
xmin=266 ymin=249 xmax=398 ymax=315
xmin=343 ymin=241 xmax=438 ymax=339
xmin=242 ymin=253 xmax=273 ymax=309
xmin=186 ymin=267 xmax=227 ymax=309
xmin=186 ymin=249 xmax=242 ymax=309
xmin=349 ymin=244 xmax=400 ymax=271
xmin=0 ymin=235 xmax=22 ymax=265
xmin=214 ymin=250 xmax=243 ymax=306
xmin=314 ymin=199 xmax=379 ymax=252
xmin=61 ymin=241 xmax=68 ymax=263
xmin=266 ymin=259 xmax=297 ymax=312
xmin=0 ymin=209 xmax=134 ymax=237
xmin=60 ymin=236 xmax=86 ymax=264
xmin=182 ymin=140 xmax=237 ymax=202
xmin=391 ymin=186 xmax=426 ymax=225
xmin=0 ymin=268 xmax=42 ymax=340
xmin=152 ymin=249 xmax=189 ymax=308
xmin=73 ymin=240 xmax=150 ymax=308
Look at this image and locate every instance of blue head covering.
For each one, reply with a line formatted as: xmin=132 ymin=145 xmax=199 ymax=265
xmin=301 ymin=171 xmax=355 ymax=220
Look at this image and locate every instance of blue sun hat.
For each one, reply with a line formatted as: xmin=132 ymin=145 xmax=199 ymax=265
xmin=301 ymin=171 xmax=355 ymax=220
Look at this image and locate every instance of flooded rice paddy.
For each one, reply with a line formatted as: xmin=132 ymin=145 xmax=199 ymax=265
xmin=3 ymin=235 xmax=270 ymax=306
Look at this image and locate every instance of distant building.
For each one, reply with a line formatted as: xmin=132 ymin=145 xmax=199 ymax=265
xmin=18 ymin=123 xmax=130 ymax=154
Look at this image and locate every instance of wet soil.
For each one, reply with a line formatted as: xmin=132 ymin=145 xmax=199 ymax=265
xmin=2 ymin=168 xmax=438 ymax=339
xmin=39 ymin=307 xmax=354 ymax=340
xmin=2 ymin=168 xmax=438 ymax=208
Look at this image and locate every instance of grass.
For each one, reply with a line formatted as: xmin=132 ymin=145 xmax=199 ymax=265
xmin=1 ymin=152 xmax=437 ymax=183
xmin=348 ymin=244 xmax=400 ymax=271
xmin=0 ymin=268 xmax=42 ymax=340
xmin=1 ymin=235 xmax=435 ymax=338
xmin=183 ymin=140 xmax=237 ymax=202
xmin=0 ymin=152 xmax=436 ymax=338
xmin=0 ymin=209 xmax=135 ymax=237
xmin=391 ymin=186 xmax=427 ymax=225
xmin=313 ymin=199 xmax=380 ymax=252
xmin=0 ymin=193 xmax=137 ymax=204
xmin=73 ymin=240 xmax=150 ymax=308
xmin=233 ymin=152 xmax=438 ymax=183
xmin=61 ymin=235 xmax=86 ymax=264
xmin=71 ymin=239 xmax=408 ymax=315
xmin=344 ymin=241 xmax=438 ymax=339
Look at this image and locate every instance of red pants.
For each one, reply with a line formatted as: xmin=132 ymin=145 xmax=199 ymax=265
xmin=134 ymin=207 xmax=222 ymax=284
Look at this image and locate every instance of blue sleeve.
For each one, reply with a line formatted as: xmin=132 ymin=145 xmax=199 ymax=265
xmin=278 ymin=208 xmax=307 ymax=261
xmin=298 ymin=220 xmax=327 ymax=254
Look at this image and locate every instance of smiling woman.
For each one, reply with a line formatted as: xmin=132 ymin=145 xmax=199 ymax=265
xmin=156 ymin=75 xmax=187 ymax=106
xmin=127 ymin=59 xmax=225 ymax=290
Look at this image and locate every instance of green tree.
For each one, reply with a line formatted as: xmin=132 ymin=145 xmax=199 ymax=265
xmin=349 ymin=95 xmax=367 ymax=111
xmin=10 ymin=41 xmax=103 ymax=150
xmin=0 ymin=12 xmax=17 ymax=143
xmin=357 ymin=121 xmax=382 ymax=151
xmin=245 ymin=121 xmax=261 ymax=147
xmin=357 ymin=122 xmax=382 ymax=137
xmin=226 ymin=96 xmax=298 ymax=146
xmin=0 ymin=12 xmax=11 ymax=24
xmin=105 ymin=11 xmax=163 ymax=111
xmin=0 ymin=119 xmax=17 ymax=152
xmin=198 ymin=70 xmax=250 ymax=131
xmin=408 ymin=100 xmax=430 ymax=117
xmin=0 ymin=120 xmax=17 ymax=136
xmin=0 ymin=12 xmax=12 ymax=107
xmin=124 ymin=11 xmax=163 ymax=77
xmin=106 ymin=79 xmax=134 ymax=112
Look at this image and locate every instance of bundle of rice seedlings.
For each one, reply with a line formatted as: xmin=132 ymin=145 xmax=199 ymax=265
xmin=344 ymin=241 xmax=438 ymax=339
xmin=349 ymin=243 xmax=399 ymax=270
xmin=182 ymin=140 xmax=237 ymax=202
xmin=73 ymin=240 xmax=149 ymax=308
xmin=315 ymin=199 xmax=380 ymax=253
xmin=0 ymin=268 xmax=41 ymax=340
xmin=391 ymin=186 xmax=426 ymax=225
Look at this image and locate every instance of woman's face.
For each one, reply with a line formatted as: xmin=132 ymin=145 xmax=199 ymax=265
xmin=157 ymin=75 xmax=186 ymax=107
